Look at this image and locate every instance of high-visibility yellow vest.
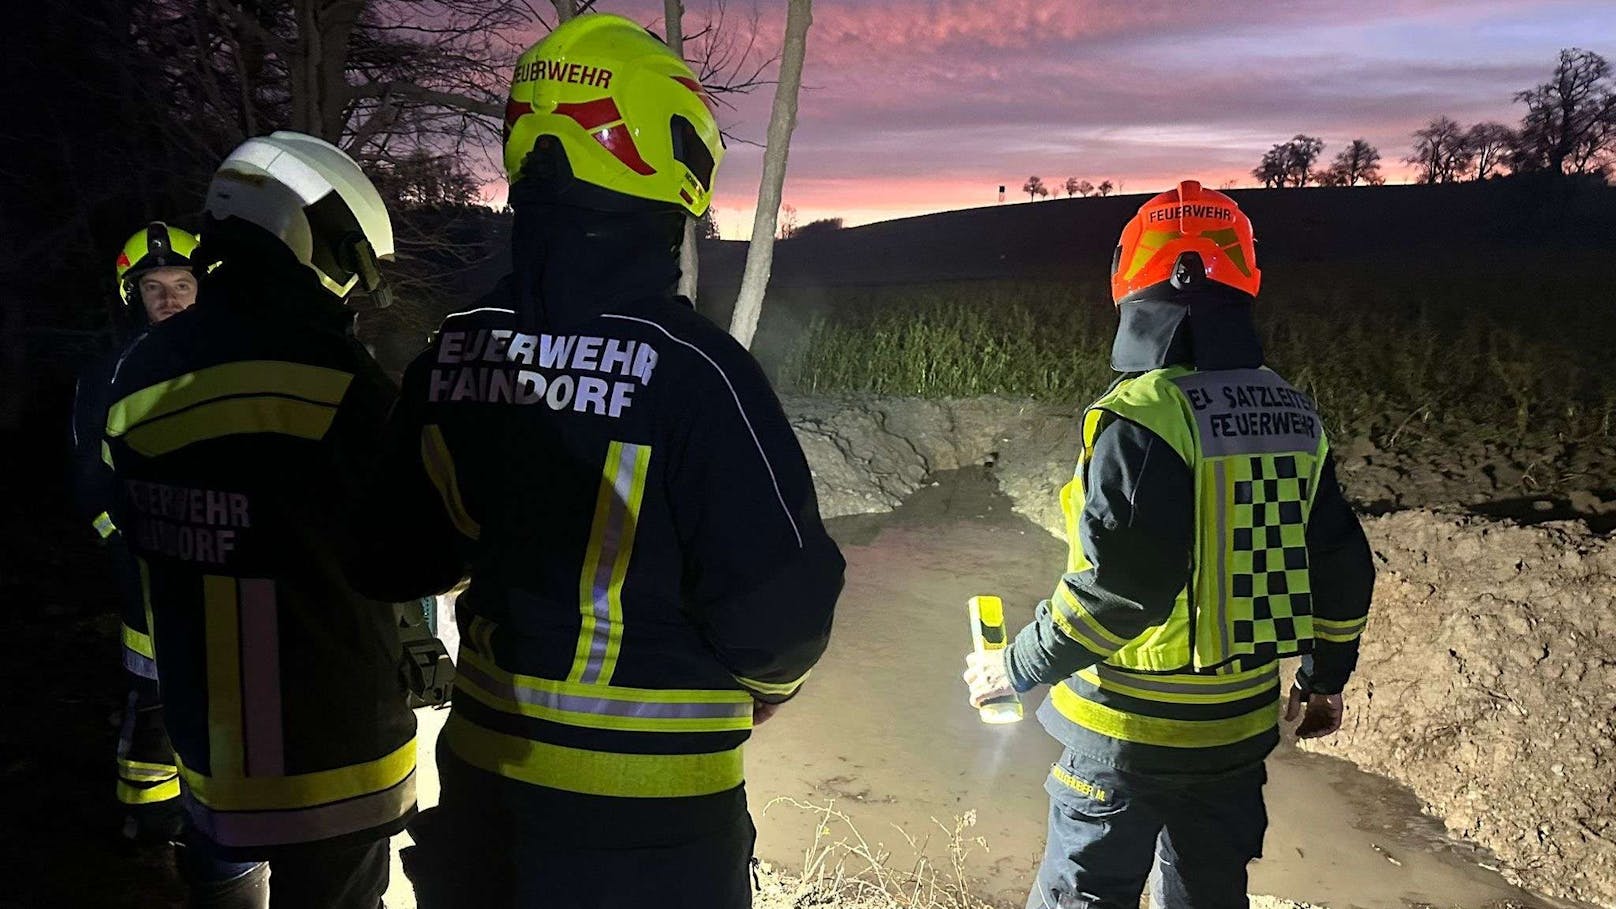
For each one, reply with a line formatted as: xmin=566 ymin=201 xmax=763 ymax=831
xmin=1068 ymin=366 xmax=1330 ymax=674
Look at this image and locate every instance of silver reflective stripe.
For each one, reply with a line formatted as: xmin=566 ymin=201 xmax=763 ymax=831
xmin=1214 ymin=458 xmax=1232 ymax=663
xmin=123 ymin=648 xmax=159 ymax=681
xmin=579 ymin=443 xmax=643 ymax=685
xmin=238 ymin=579 xmax=284 ymax=777
xmin=182 ymin=772 xmax=415 ymax=849
xmin=1091 ymin=664 xmax=1277 ymax=697
xmin=458 ymin=658 xmax=749 ymax=721
xmin=1053 ymin=594 xmax=1122 ymax=657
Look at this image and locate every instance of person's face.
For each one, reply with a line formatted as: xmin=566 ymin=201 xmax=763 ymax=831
xmin=137 ymin=267 xmax=197 ymax=323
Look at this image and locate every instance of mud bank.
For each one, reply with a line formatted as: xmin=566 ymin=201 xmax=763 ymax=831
xmin=785 ymin=395 xmax=1616 ymax=908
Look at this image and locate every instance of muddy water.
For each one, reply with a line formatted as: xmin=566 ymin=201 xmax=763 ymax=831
xmin=743 ymin=469 xmax=1566 ymax=909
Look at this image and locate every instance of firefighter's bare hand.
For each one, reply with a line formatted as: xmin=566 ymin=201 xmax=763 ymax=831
xmin=963 ymin=650 xmax=1015 ymax=708
xmin=753 ymin=698 xmax=782 ymax=726
xmin=1285 ymin=685 xmax=1344 ymax=739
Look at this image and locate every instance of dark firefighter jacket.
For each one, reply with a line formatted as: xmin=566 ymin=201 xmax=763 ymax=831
xmin=1005 ymin=292 xmax=1375 ymax=777
xmin=101 ymin=226 xmax=415 ymax=859
xmin=352 ymin=201 xmax=843 ymax=846
xmin=74 ymin=342 xmax=182 ymax=814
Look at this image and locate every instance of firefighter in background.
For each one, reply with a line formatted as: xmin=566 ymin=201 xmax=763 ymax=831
xmin=102 ymin=132 xmax=415 ymax=909
xmin=71 ymin=223 xmax=200 ymax=842
xmin=353 ymin=14 xmax=844 ymax=908
xmin=964 ymin=182 xmax=1375 ymax=909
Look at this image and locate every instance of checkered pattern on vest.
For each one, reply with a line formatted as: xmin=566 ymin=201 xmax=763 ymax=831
xmin=1228 ymin=453 xmax=1316 ymax=657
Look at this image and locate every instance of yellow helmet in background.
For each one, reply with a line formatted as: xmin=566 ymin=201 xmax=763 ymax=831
xmin=503 ymin=13 xmax=724 ymax=217
xmin=115 ymin=222 xmax=199 ymax=304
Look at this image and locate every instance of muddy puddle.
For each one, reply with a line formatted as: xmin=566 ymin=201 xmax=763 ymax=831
xmin=742 ymin=468 xmax=1572 ymax=909
xmin=387 ymin=468 xmax=1572 ymax=909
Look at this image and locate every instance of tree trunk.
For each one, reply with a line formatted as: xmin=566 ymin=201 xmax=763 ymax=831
xmin=665 ymin=0 xmax=701 ymax=301
xmin=553 ymin=0 xmax=578 ymax=22
xmin=729 ymin=0 xmax=811 ymax=349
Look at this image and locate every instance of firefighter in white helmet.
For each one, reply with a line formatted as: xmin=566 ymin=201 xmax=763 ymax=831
xmin=101 ymin=132 xmax=414 ymax=908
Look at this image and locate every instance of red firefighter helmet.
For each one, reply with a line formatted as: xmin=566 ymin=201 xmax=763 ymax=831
xmin=1111 ymin=180 xmax=1261 ymax=304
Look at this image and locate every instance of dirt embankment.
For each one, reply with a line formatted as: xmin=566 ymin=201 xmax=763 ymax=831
xmin=784 ymin=395 xmax=1616 ymax=909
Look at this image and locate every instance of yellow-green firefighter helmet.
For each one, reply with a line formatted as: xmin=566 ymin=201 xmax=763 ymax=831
xmin=503 ymin=13 xmax=724 ymax=217
xmin=115 ymin=222 xmax=199 ymax=305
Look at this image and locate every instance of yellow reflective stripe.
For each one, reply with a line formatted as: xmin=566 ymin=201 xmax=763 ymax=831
xmin=101 ymin=441 xmax=114 ymax=468
xmin=121 ymin=396 xmax=338 ymax=457
xmin=118 ymin=758 xmax=179 ymax=782
xmin=456 ymin=650 xmax=751 ymax=734
xmin=1078 ymin=664 xmax=1278 ymax=705
xmin=94 ymin=511 xmax=118 ymax=539
xmin=420 ymin=424 xmax=480 ymax=540
xmin=444 ymin=713 xmax=744 ymax=798
xmin=118 ymin=777 xmax=181 ymax=805
xmin=1051 ymin=681 xmax=1279 ymax=748
xmin=106 ymin=360 xmax=352 ymax=436
xmin=1313 ymin=616 xmax=1367 ymax=642
xmin=121 ymin=623 xmax=156 ymax=660
xmin=204 ymin=576 xmax=243 ymax=777
xmin=735 ymin=670 xmax=809 ymax=698
xmin=178 ymin=738 xmax=415 ymax=812
xmin=571 ymin=442 xmax=650 ymax=685
xmin=1051 ymin=586 xmax=1127 ymax=658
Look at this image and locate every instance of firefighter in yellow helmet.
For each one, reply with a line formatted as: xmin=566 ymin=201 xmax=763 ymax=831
xmin=964 ymin=182 xmax=1374 ymax=909
xmin=70 ymin=222 xmax=199 ymax=845
xmin=101 ymin=134 xmax=415 ymax=908
xmin=352 ymin=14 xmax=843 ymax=908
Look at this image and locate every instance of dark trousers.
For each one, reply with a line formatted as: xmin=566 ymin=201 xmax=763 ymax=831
xmin=184 ymin=834 xmax=390 ymax=909
xmin=405 ymin=747 xmax=755 ymax=909
xmin=1027 ymin=749 xmax=1268 ymax=909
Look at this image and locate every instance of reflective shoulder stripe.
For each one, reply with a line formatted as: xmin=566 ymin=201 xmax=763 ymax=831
xmin=93 ymin=511 xmax=117 ymax=539
xmin=107 ymin=360 xmax=352 ymax=436
xmin=1051 ymin=585 xmax=1128 ymax=658
xmin=735 ymin=670 xmax=809 ymax=699
xmin=1050 ymin=680 xmax=1279 ymax=748
xmin=1313 ymin=616 xmax=1368 ymax=642
xmin=456 ymin=650 xmax=751 ymax=734
xmin=121 ymin=396 xmax=341 ymax=457
xmin=444 ymin=712 xmax=744 ymax=798
xmin=177 ymin=737 xmax=415 ymax=812
xmin=420 ymin=424 xmax=481 ymax=540
xmin=117 ymin=777 xmax=181 ymax=805
xmin=183 ymin=771 xmax=414 ymax=850
xmin=101 ymin=441 xmax=114 ymax=468
xmin=121 ymin=623 xmax=155 ymax=660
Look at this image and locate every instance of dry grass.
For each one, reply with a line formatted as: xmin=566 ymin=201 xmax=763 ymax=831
xmin=754 ymin=798 xmax=1009 ymax=909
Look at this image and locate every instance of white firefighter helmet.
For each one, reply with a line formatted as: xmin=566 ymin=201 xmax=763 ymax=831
xmin=204 ymin=131 xmax=393 ymax=298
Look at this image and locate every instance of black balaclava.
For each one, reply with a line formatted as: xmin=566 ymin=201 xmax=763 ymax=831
xmin=1110 ymin=283 xmax=1265 ymax=374
xmin=193 ymin=216 xmax=352 ymax=324
xmin=507 ymin=142 xmax=684 ymax=332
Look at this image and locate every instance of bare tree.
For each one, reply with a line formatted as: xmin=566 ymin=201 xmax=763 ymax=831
xmin=1316 ymin=138 xmax=1383 ymax=186
xmin=1253 ymin=135 xmax=1324 ymax=188
xmin=1465 ymin=122 xmax=1515 ymax=180
xmin=1407 ymin=116 xmax=1474 ymax=183
xmin=1076 ymin=179 xmax=1095 ymax=197
xmin=1063 ymin=176 xmax=1081 ymax=197
xmin=729 ymin=0 xmax=811 ymax=349
xmin=1023 ymin=176 xmax=1046 ymax=201
xmin=1097 ymin=179 xmax=1115 ymax=197
xmin=1511 ymin=48 xmax=1616 ymax=176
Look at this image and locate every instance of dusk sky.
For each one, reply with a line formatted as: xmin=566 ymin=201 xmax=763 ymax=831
xmin=522 ymin=1 xmax=1616 ymax=239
